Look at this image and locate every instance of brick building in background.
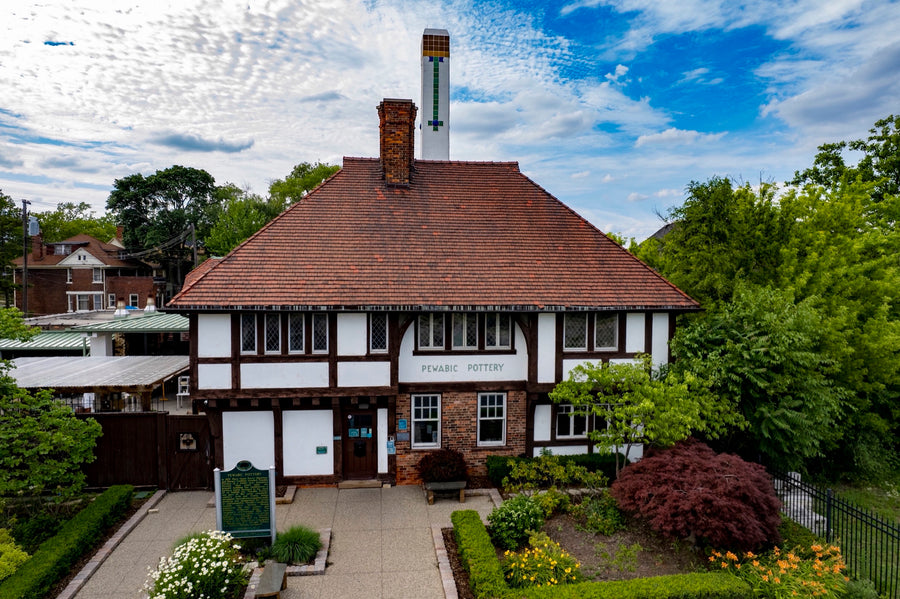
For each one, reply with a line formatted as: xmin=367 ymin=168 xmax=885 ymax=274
xmin=12 ymin=232 xmax=161 ymax=317
xmin=166 ymin=30 xmax=699 ymax=486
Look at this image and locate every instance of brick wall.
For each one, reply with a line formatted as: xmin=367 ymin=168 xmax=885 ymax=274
xmin=395 ymin=389 xmax=526 ymax=485
xmin=377 ymin=99 xmax=417 ymax=186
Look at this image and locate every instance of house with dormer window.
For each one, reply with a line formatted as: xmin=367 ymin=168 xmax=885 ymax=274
xmin=166 ymin=30 xmax=699 ymax=486
xmin=12 ymin=232 xmax=161 ymax=316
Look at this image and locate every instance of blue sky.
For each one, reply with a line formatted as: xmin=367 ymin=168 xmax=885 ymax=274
xmin=2 ymin=0 xmax=899 ymax=239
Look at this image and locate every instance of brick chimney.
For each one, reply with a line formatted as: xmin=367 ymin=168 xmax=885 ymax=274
xmin=378 ymin=99 xmax=417 ymax=186
xmin=30 ymin=234 xmax=43 ymax=260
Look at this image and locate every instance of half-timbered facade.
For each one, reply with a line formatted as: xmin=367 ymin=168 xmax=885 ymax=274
xmin=167 ymin=97 xmax=698 ymax=485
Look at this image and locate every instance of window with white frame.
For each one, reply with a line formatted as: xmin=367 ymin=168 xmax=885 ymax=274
xmin=107 ymin=293 xmax=115 ymax=309
xmin=411 ymin=394 xmax=441 ymax=448
xmin=594 ymin=314 xmax=618 ymax=350
xmin=93 ymin=293 xmax=103 ymax=310
xmin=76 ymin=294 xmax=90 ymax=311
xmin=452 ymin=312 xmax=478 ymax=349
xmin=288 ymin=313 xmax=304 ymax=353
xmin=66 ymin=269 xmax=72 ymax=284
xmin=240 ymin=313 xmax=256 ymax=353
xmin=265 ymin=313 xmax=281 ymax=353
xmin=417 ymin=313 xmax=444 ymax=350
xmin=129 ymin=293 xmax=139 ymax=307
xmin=556 ymin=404 xmax=588 ymax=438
xmin=477 ymin=392 xmax=506 ymax=446
xmin=370 ymin=313 xmax=388 ymax=353
xmin=563 ymin=313 xmax=588 ymax=350
xmin=485 ymin=313 xmax=512 ymax=349
xmin=312 ymin=313 xmax=328 ymax=353
xmin=93 ymin=268 xmax=103 ymax=283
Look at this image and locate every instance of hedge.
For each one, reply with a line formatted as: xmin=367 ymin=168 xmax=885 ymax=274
xmin=0 ymin=485 xmax=134 ymax=599
xmin=451 ymin=509 xmax=753 ymax=599
xmin=486 ymin=453 xmax=627 ymax=488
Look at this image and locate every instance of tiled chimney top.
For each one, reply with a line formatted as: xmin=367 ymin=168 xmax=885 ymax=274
xmin=378 ymin=99 xmax=417 ymax=186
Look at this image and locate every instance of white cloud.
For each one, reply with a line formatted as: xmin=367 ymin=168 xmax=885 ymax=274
xmin=635 ymin=128 xmax=726 ymax=148
xmin=571 ymin=170 xmax=590 ymax=179
xmin=627 ymin=191 xmax=649 ymax=202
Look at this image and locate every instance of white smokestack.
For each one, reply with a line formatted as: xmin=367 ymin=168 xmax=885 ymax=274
xmin=421 ymin=28 xmax=450 ymax=160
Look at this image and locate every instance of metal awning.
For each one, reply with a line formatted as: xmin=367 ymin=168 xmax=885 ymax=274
xmin=0 ymin=331 xmax=87 ymax=352
xmin=10 ymin=356 xmax=189 ymax=393
xmin=71 ymin=312 xmax=189 ymax=333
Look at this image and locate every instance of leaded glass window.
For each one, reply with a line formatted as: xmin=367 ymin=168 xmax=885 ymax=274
xmin=370 ymin=313 xmax=388 ymax=352
xmin=563 ymin=313 xmax=587 ymax=350
xmin=288 ymin=314 xmax=304 ymax=353
xmin=312 ymin=313 xmax=328 ymax=353
xmin=241 ymin=313 xmax=256 ymax=353
xmin=265 ymin=313 xmax=281 ymax=353
xmin=595 ymin=314 xmax=618 ymax=350
xmin=452 ymin=312 xmax=477 ymax=349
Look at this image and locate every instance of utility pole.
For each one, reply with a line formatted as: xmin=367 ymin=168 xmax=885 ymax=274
xmin=21 ymin=199 xmax=30 ymax=317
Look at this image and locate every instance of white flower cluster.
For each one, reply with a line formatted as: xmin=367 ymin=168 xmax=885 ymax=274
xmin=143 ymin=530 xmax=248 ymax=599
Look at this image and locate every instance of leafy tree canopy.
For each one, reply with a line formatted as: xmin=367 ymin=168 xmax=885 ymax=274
xmin=268 ymin=162 xmax=339 ymax=206
xmin=0 ymin=307 xmax=37 ymax=342
xmin=204 ymin=184 xmax=285 ymax=256
xmin=0 ymin=191 xmax=23 ymax=305
xmin=107 ymin=165 xmax=220 ymax=295
xmin=790 ymin=114 xmax=900 ymax=201
xmin=33 ymin=201 xmax=117 ymax=243
xmin=549 ymin=355 xmax=742 ymax=473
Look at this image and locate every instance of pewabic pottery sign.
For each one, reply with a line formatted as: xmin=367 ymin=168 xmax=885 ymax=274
xmin=214 ymin=461 xmax=276 ymax=543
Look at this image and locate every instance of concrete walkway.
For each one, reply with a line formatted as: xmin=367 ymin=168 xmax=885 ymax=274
xmin=70 ymin=486 xmax=498 ymax=599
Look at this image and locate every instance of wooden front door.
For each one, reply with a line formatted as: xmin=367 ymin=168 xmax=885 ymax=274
xmin=167 ymin=415 xmax=214 ymax=490
xmin=342 ymin=410 xmax=377 ymax=479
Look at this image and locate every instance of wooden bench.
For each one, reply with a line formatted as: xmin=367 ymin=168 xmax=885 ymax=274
xmin=424 ymin=481 xmax=466 ymax=505
xmin=255 ymin=562 xmax=287 ymax=599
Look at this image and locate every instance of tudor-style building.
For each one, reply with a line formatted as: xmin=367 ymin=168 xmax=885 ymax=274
xmin=167 ymin=95 xmax=699 ymax=486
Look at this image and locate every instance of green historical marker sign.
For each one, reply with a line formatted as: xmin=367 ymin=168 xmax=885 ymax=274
xmin=214 ymin=460 xmax=275 ymax=542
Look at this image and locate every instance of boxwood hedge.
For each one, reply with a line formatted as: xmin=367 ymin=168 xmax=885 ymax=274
xmin=0 ymin=485 xmax=134 ymax=599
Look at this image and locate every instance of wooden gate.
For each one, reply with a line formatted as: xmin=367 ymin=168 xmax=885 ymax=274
xmin=166 ymin=415 xmax=213 ymax=490
xmin=77 ymin=412 xmax=213 ymax=490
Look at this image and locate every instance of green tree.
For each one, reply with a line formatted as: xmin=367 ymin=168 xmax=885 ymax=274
xmin=670 ymin=284 xmax=847 ymax=470
xmin=791 ymin=114 xmax=900 ymax=202
xmin=268 ymin=162 xmax=339 ymax=205
xmin=33 ymin=201 xmax=116 ymax=243
xmin=204 ymin=184 xmax=285 ymax=256
xmin=549 ymin=355 xmax=742 ymax=474
xmin=0 ymin=308 xmax=100 ymax=501
xmin=107 ymin=166 xmax=220 ymax=297
xmin=0 ymin=192 xmax=23 ymax=307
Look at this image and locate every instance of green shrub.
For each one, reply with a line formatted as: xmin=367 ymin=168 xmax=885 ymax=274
xmin=9 ymin=510 xmax=65 ymax=554
xmin=452 ymin=509 xmax=753 ymax=599
xmin=0 ymin=485 xmax=133 ymax=599
xmin=503 ymin=454 xmax=608 ymax=493
xmin=777 ymin=515 xmax=822 ymax=549
xmin=0 ymin=530 xmax=28 ymax=583
xmin=145 ymin=530 xmax=248 ymax=598
xmin=531 ymin=488 xmax=570 ymax=517
xmin=416 ymin=448 xmax=468 ymax=482
xmin=487 ymin=453 xmax=625 ymax=489
xmin=451 ymin=510 xmax=508 ymax=599
xmin=270 ymin=525 xmax=321 ymax=564
xmin=502 ymin=530 xmax=582 ymax=588
xmin=570 ymin=490 xmax=625 ymax=535
xmin=843 ymin=578 xmax=879 ymax=599
xmin=488 ymin=494 xmax=546 ymax=550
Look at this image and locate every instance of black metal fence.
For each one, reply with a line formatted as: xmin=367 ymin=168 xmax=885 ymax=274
xmin=771 ymin=469 xmax=899 ymax=598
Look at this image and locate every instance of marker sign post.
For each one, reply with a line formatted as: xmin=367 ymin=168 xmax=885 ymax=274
xmin=214 ymin=461 xmax=276 ymax=543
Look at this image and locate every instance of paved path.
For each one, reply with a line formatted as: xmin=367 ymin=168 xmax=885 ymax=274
xmin=71 ymin=486 xmax=498 ymax=599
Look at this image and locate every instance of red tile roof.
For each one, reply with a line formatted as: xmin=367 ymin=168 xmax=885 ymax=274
xmin=168 ymin=158 xmax=698 ymax=311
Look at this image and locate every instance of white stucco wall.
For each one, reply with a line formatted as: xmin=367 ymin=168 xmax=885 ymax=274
xmin=651 ymin=313 xmax=669 ymax=367
xmin=197 ymin=363 xmax=232 ymax=389
xmin=398 ymin=324 xmax=528 ymax=383
xmin=625 ymin=312 xmax=645 ymax=353
xmin=533 ymin=404 xmax=552 ymax=441
xmin=537 ymin=313 xmax=557 ymax=384
xmin=533 ymin=445 xmax=589 ymax=457
xmin=197 ymin=314 xmax=231 ymax=358
xmin=338 ymin=361 xmax=390 ymax=387
xmin=240 ymin=362 xmax=329 ymax=389
xmin=336 ymin=313 xmax=367 ymax=356
xmin=222 ymin=411 xmax=275 ymax=471
xmin=378 ymin=408 xmax=388 ymax=474
xmin=282 ymin=410 xmax=334 ymax=476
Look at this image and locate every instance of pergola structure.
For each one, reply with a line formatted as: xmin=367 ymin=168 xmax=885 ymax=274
xmin=10 ymin=355 xmax=189 ymax=411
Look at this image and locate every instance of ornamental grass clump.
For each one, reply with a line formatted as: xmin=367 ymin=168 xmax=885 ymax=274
xmin=713 ymin=543 xmax=849 ymax=598
xmin=502 ymin=531 xmax=582 ymax=588
xmin=271 ymin=525 xmax=321 ymax=564
xmin=145 ymin=530 xmax=248 ymax=599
